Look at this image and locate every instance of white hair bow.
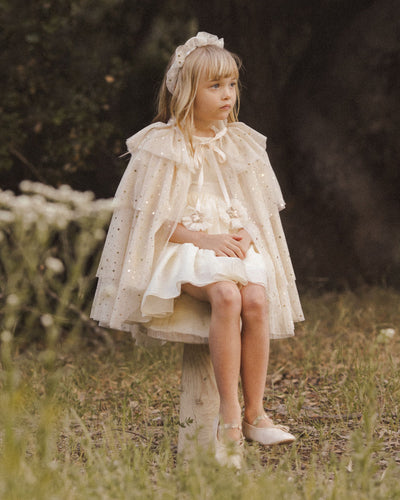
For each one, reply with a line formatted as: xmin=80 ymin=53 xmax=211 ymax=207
xmin=166 ymin=32 xmax=224 ymax=94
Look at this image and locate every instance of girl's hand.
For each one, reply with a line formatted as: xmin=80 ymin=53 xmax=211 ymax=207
xmin=169 ymin=224 xmax=253 ymax=259
xmin=235 ymin=228 xmax=252 ymax=257
xmin=196 ymin=232 xmax=246 ymax=258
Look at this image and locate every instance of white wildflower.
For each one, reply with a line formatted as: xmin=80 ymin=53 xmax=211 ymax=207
xmin=377 ymin=327 xmax=396 ymax=343
xmin=380 ymin=328 xmax=395 ymax=339
xmin=346 ymin=459 xmax=353 ymax=473
xmin=20 ymin=180 xmax=56 ymax=199
xmin=0 ymin=190 xmax=16 ymax=206
xmin=1 ymin=330 xmax=12 ymax=343
xmin=45 ymin=256 xmax=64 ymax=274
xmin=6 ymin=294 xmax=20 ymax=306
xmin=20 ymin=180 xmax=95 ymax=207
xmin=14 ymin=194 xmax=32 ymax=209
xmin=8 ymin=183 xmax=112 ymax=228
xmin=21 ymin=211 xmax=38 ymax=226
xmin=40 ymin=314 xmax=54 ymax=328
xmin=48 ymin=203 xmax=74 ymax=225
xmin=58 ymin=184 xmax=94 ymax=205
xmin=32 ymin=194 xmax=46 ymax=206
xmin=110 ymin=198 xmax=123 ymax=210
xmin=42 ymin=203 xmax=59 ymax=222
xmin=19 ymin=180 xmax=33 ymax=192
xmin=55 ymin=217 xmax=69 ymax=230
xmin=0 ymin=210 xmax=15 ymax=223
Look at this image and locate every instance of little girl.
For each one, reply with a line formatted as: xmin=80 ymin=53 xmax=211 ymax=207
xmin=91 ymin=32 xmax=304 ymax=468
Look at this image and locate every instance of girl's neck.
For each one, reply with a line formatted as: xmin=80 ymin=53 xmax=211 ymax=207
xmin=193 ymin=120 xmax=218 ymax=138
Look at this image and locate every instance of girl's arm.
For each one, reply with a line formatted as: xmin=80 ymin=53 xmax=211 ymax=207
xmin=169 ymin=223 xmax=252 ymax=259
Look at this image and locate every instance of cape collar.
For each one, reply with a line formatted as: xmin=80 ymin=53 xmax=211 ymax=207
xmin=193 ymin=122 xmax=228 ymax=144
xmin=167 ymin=118 xmax=227 ymax=145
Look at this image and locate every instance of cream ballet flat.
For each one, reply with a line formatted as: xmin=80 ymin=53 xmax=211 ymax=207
xmin=242 ymin=414 xmax=296 ymax=445
xmin=214 ymin=420 xmax=244 ymax=470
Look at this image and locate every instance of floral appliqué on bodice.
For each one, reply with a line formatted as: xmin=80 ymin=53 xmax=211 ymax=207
xmin=180 ymin=126 xmax=247 ymax=232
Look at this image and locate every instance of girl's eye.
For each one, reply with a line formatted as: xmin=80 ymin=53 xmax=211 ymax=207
xmin=230 ymin=82 xmax=237 ymax=88
xmin=211 ymin=83 xmax=219 ymax=89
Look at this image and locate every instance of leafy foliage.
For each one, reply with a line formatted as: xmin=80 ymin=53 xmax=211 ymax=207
xmin=2 ymin=0 xmax=399 ymax=285
xmin=0 ymin=0 xmax=195 ymax=195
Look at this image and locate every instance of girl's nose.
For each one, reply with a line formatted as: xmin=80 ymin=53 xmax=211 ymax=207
xmin=222 ymin=86 xmax=232 ymax=98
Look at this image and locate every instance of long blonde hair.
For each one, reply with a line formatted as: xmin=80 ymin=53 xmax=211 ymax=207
xmin=153 ymin=45 xmax=241 ymax=136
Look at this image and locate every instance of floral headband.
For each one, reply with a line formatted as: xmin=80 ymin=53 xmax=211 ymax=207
xmin=166 ymin=31 xmax=224 ymax=95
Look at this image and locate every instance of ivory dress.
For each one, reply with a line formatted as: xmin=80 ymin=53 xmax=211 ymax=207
xmin=91 ymin=119 xmax=304 ymax=343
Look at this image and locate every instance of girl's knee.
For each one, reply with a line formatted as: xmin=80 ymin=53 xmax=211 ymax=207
xmin=242 ymin=286 xmax=268 ymax=317
xmin=209 ymin=282 xmax=241 ymax=312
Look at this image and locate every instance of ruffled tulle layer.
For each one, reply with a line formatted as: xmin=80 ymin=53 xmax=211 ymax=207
xmin=143 ymin=243 xmax=271 ymax=316
xmin=139 ymin=242 xmax=284 ymax=343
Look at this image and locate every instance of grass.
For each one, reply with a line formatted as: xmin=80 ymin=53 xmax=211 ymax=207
xmin=1 ymin=286 xmax=400 ymax=499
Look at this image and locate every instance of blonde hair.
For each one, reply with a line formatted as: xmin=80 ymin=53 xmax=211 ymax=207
xmin=153 ymin=45 xmax=241 ymax=136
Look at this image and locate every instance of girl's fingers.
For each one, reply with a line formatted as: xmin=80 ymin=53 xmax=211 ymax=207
xmin=221 ymin=244 xmax=237 ymax=258
xmin=217 ymin=243 xmax=239 ymax=258
xmin=233 ymin=243 xmax=247 ymax=259
xmin=226 ymin=241 xmax=244 ymax=259
xmin=204 ymin=234 xmax=246 ymax=258
xmin=224 ymin=250 xmax=236 ymax=257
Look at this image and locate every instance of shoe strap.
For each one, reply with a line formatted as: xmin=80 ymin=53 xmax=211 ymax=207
xmin=219 ymin=423 xmax=242 ymax=431
xmin=251 ymin=414 xmax=269 ymax=426
xmin=251 ymin=414 xmax=290 ymax=432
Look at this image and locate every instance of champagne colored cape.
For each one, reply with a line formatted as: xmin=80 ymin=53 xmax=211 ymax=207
xmin=91 ymin=119 xmax=304 ymax=343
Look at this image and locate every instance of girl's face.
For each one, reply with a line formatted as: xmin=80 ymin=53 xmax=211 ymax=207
xmin=193 ymin=72 xmax=237 ymax=132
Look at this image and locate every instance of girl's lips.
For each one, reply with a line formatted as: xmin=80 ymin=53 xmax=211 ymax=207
xmin=220 ymin=105 xmax=231 ymax=110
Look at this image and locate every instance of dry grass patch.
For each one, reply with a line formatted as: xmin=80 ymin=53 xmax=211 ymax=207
xmin=1 ymin=286 xmax=400 ymax=499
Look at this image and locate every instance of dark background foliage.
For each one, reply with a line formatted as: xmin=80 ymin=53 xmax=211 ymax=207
xmin=1 ymin=0 xmax=399 ymax=289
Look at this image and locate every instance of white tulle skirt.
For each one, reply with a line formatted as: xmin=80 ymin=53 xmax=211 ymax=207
xmin=137 ymin=181 xmax=286 ymax=343
xmin=142 ymin=242 xmax=276 ymax=318
xmin=138 ymin=239 xmax=285 ymax=344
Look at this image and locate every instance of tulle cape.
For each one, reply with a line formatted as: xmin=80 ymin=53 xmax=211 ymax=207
xmin=90 ymin=119 xmax=304 ymax=342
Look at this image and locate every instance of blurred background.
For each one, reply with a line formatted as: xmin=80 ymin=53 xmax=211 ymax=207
xmin=1 ymin=0 xmax=399 ymax=290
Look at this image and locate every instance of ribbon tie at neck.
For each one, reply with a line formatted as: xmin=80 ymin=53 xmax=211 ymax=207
xmin=193 ymin=141 xmax=227 ymax=170
xmin=214 ymin=145 xmax=227 ymax=164
xmin=192 ymin=143 xmax=232 ymax=212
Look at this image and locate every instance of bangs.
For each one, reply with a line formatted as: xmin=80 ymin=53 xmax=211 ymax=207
xmin=190 ymin=46 xmax=240 ymax=81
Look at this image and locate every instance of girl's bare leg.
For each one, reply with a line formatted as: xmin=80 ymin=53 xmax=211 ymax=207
xmin=240 ymin=283 xmax=272 ymax=426
xmin=182 ymin=282 xmax=242 ymax=439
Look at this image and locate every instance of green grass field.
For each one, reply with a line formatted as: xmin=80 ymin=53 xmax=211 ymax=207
xmin=1 ymin=185 xmax=399 ymax=498
xmin=1 ymin=287 xmax=399 ymax=499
